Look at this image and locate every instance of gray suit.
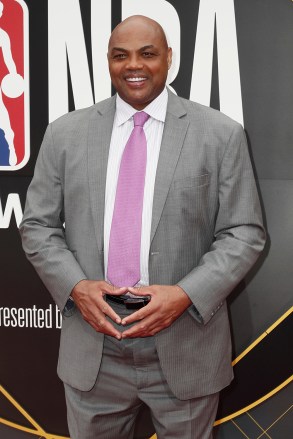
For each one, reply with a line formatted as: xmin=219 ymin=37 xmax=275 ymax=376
xmin=20 ymin=90 xmax=265 ymax=401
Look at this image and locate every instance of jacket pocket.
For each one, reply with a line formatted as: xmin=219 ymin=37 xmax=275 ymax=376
xmin=172 ymin=173 xmax=210 ymax=189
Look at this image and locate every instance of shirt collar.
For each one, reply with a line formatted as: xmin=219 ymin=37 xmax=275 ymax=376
xmin=115 ymin=87 xmax=168 ymax=127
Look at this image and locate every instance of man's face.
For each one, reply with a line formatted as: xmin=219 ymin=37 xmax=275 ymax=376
xmin=108 ymin=20 xmax=172 ymax=110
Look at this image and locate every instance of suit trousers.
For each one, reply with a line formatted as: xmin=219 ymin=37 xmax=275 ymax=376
xmin=64 ymin=302 xmax=219 ymax=439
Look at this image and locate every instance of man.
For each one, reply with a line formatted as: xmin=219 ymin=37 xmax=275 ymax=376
xmin=20 ymin=15 xmax=266 ymax=439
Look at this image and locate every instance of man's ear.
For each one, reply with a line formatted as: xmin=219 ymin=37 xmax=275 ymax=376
xmin=167 ymin=47 xmax=172 ymax=69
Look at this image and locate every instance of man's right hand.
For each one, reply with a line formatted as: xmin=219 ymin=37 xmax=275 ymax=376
xmin=71 ymin=280 xmax=127 ymax=339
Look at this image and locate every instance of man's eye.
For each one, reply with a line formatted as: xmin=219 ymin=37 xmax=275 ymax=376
xmin=113 ymin=54 xmax=126 ymax=59
xmin=142 ymin=52 xmax=154 ymax=57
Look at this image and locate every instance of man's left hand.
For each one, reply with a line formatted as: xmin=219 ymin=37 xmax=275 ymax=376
xmin=121 ymin=285 xmax=192 ymax=338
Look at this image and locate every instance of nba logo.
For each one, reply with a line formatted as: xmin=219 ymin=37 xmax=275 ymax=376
xmin=0 ymin=0 xmax=29 ymax=170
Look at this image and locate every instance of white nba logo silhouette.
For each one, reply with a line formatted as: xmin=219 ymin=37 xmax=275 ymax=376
xmin=0 ymin=0 xmax=29 ymax=170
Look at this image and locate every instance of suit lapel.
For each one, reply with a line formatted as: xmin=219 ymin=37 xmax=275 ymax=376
xmin=87 ymin=97 xmax=116 ymax=252
xmin=151 ymin=92 xmax=189 ymax=243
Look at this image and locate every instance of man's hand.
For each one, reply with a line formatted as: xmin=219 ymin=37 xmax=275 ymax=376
xmin=121 ymin=285 xmax=192 ymax=338
xmin=71 ymin=280 xmax=127 ymax=339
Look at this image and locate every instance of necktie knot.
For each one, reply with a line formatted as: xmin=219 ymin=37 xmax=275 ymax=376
xmin=133 ymin=111 xmax=149 ymax=127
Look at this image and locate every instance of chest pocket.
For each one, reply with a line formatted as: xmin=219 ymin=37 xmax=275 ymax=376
xmin=172 ymin=173 xmax=210 ymax=190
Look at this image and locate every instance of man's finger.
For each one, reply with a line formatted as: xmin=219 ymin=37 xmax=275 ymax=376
xmin=127 ymin=286 xmax=152 ymax=296
xmin=91 ymin=318 xmax=122 ymax=339
xmin=102 ymin=285 xmax=128 ymax=296
xmin=121 ymin=322 xmax=148 ymax=338
xmin=122 ymin=316 xmax=171 ymax=338
xmin=121 ymin=316 xmax=156 ymax=338
xmin=120 ymin=301 xmax=155 ymax=326
xmin=97 ymin=299 xmax=122 ymax=324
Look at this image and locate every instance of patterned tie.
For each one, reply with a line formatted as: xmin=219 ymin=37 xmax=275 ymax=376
xmin=107 ymin=111 xmax=150 ymax=287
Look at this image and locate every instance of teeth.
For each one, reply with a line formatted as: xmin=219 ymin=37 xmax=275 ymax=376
xmin=126 ymin=77 xmax=146 ymax=82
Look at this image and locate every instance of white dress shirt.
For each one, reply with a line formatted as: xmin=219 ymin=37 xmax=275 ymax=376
xmin=104 ymin=87 xmax=168 ymax=287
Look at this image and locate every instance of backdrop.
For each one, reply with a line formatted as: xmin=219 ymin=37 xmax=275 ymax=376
xmin=0 ymin=1 xmax=292 ymax=438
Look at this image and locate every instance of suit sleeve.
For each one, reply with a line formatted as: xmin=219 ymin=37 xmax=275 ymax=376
xmin=19 ymin=124 xmax=87 ymax=311
xmin=177 ymin=123 xmax=266 ymax=325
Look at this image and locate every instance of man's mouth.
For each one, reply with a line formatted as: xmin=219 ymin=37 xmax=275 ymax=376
xmin=125 ymin=77 xmax=147 ymax=83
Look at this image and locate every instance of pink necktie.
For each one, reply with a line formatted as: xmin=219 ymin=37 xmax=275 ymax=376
xmin=107 ymin=111 xmax=149 ymax=287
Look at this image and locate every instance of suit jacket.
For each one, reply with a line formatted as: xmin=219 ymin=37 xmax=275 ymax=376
xmin=20 ymin=90 xmax=266 ymax=399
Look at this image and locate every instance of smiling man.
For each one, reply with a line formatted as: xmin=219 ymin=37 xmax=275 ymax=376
xmin=20 ymin=15 xmax=265 ymax=439
xmin=107 ymin=17 xmax=171 ymax=110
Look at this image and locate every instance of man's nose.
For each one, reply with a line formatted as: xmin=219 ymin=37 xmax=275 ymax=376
xmin=125 ymin=55 xmax=143 ymax=70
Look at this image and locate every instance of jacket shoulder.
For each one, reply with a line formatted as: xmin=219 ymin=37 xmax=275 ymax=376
xmin=49 ymin=96 xmax=116 ymax=131
xmin=180 ymin=98 xmax=242 ymax=129
xmin=169 ymin=92 xmax=242 ymax=132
